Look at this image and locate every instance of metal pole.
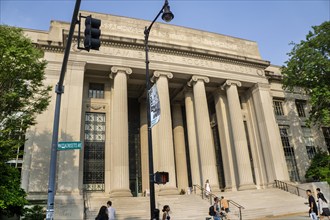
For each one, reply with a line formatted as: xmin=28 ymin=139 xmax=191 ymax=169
xmin=144 ymin=3 xmax=168 ymax=220
xmin=46 ymin=0 xmax=81 ymax=219
xmin=145 ymin=28 xmax=156 ymax=220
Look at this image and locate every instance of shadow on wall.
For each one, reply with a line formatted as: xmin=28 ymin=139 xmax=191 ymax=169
xmin=25 ymin=129 xmax=84 ymax=219
xmin=284 ymin=95 xmax=310 ymax=182
xmin=26 ymin=129 xmax=78 ymax=196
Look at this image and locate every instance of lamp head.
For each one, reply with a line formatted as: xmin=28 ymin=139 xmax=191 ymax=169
xmin=162 ymin=2 xmax=174 ymax=22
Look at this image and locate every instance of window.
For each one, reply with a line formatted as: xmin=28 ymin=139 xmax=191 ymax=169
xmin=322 ymin=127 xmax=330 ymax=153
xmin=279 ymin=126 xmax=300 ymax=182
xmin=83 ymin=112 xmax=106 ymax=191
xmin=88 ymin=83 xmax=104 ymax=99
xmin=273 ymin=100 xmax=284 ymax=116
xmin=295 ymin=100 xmax=306 ymax=117
xmin=302 ymin=127 xmax=316 ymax=159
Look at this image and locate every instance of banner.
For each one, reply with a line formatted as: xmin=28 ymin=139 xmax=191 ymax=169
xmin=149 ymin=84 xmax=160 ymax=127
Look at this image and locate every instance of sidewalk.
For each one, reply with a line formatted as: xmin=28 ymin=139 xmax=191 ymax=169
xmin=257 ymin=212 xmax=310 ymax=220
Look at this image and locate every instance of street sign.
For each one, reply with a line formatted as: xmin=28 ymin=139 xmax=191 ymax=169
xmin=57 ymin=141 xmax=82 ymax=151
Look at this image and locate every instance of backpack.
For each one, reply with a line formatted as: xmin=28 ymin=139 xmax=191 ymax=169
xmin=209 ymin=205 xmax=216 ymax=216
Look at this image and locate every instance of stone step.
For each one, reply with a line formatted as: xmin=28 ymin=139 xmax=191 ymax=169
xmin=85 ymin=188 xmax=308 ymax=220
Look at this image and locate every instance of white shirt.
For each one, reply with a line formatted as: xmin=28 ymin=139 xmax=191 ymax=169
xmin=107 ymin=206 xmax=116 ymax=220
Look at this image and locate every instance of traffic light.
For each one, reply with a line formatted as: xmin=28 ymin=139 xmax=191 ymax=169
xmin=84 ymin=15 xmax=101 ymax=51
xmin=154 ymin=171 xmax=169 ymax=184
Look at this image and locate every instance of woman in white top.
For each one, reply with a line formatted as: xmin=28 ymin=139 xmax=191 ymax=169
xmin=317 ymin=192 xmax=330 ymax=220
xmin=205 ymin=179 xmax=211 ymax=198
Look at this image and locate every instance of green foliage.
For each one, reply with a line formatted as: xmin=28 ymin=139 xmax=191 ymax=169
xmin=22 ymin=205 xmax=46 ymax=220
xmin=0 ymin=25 xmax=51 ymax=216
xmin=0 ymin=164 xmax=28 ymax=217
xmin=281 ymin=21 xmax=330 ymax=126
xmin=305 ymin=149 xmax=330 ymax=184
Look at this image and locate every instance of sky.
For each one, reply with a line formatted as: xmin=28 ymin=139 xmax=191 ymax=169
xmin=0 ymin=0 xmax=329 ymax=66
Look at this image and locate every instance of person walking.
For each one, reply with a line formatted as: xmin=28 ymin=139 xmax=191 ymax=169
xmin=316 ymin=188 xmax=330 ymax=220
xmin=107 ymin=200 xmax=116 ymax=220
xmin=162 ymin=205 xmax=171 ymax=220
xmin=95 ymin=205 xmax=109 ymax=220
xmin=306 ymin=189 xmax=318 ymax=220
xmin=205 ymin=179 xmax=211 ymax=199
xmin=213 ymin=197 xmax=222 ymax=220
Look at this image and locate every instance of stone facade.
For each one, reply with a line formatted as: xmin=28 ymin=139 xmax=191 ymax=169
xmin=19 ymin=11 xmax=329 ymax=219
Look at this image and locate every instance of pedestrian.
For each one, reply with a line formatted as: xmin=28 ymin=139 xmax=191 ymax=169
xmin=205 ymin=179 xmax=211 ymax=198
xmin=220 ymin=196 xmax=230 ymax=213
xmin=316 ymin=188 xmax=330 ymax=220
xmin=213 ymin=197 xmax=222 ymax=220
xmin=95 ymin=205 xmax=109 ymax=220
xmin=306 ymin=189 xmax=318 ymax=220
xmin=107 ymin=200 xmax=116 ymax=220
xmin=162 ymin=205 xmax=171 ymax=220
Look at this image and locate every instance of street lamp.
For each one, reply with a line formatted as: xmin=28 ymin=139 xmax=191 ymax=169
xmin=144 ymin=0 xmax=174 ymax=219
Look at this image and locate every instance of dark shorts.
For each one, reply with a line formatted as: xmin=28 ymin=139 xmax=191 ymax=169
xmin=321 ymin=208 xmax=330 ymax=216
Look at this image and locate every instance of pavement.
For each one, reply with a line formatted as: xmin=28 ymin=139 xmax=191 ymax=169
xmin=257 ymin=212 xmax=312 ymax=220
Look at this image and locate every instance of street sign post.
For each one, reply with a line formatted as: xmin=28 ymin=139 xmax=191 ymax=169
xmin=57 ymin=141 xmax=82 ymax=151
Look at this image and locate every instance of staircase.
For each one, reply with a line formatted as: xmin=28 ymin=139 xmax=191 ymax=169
xmin=84 ymin=188 xmax=308 ymax=220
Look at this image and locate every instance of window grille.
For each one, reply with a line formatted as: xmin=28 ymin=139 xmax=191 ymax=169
xmin=302 ymin=127 xmax=316 ymax=159
xmin=273 ymin=100 xmax=284 ymax=116
xmin=88 ymin=83 xmax=104 ymax=99
xmin=279 ymin=126 xmax=300 ymax=182
xmin=83 ymin=112 xmax=105 ymax=191
xmin=295 ymin=100 xmax=306 ymax=117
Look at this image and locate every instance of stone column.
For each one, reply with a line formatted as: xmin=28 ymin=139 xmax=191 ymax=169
xmin=109 ymin=66 xmax=132 ymax=197
xmin=221 ymin=80 xmax=255 ymax=190
xmin=184 ymin=89 xmax=202 ymax=187
xmin=214 ymin=91 xmax=237 ymax=191
xmin=172 ymin=102 xmax=189 ymax=191
xmin=55 ymin=61 xmax=86 ymax=219
xmin=188 ymin=76 xmax=219 ymax=192
xmin=251 ymin=83 xmax=290 ymax=182
xmin=152 ymin=71 xmax=178 ymax=195
xmin=139 ymin=100 xmax=149 ymax=194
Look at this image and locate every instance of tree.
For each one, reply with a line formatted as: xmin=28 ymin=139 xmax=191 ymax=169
xmin=22 ymin=205 xmax=46 ymax=220
xmin=281 ymin=21 xmax=330 ymax=126
xmin=0 ymin=25 xmax=51 ymax=216
xmin=305 ymin=149 xmax=330 ymax=184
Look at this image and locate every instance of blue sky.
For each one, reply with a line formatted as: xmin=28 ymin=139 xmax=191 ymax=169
xmin=1 ymin=0 xmax=329 ymax=66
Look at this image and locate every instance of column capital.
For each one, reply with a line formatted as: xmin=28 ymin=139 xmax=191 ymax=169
xmin=220 ymin=80 xmax=242 ymax=90
xmin=109 ymin=66 xmax=132 ymax=79
xmin=151 ymin=71 xmax=173 ymax=83
xmin=187 ymin=75 xmax=209 ymax=87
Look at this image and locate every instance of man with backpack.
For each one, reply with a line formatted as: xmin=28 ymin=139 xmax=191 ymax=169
xmin=209 ymin=197 xmax=222 ymax=220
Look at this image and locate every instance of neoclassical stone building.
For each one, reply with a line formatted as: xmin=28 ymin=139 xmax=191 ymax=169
xmin=19 ymin=10 xmax=329 ymax=219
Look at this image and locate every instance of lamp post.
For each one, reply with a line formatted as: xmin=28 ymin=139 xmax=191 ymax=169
xmin=144 ymin=1 xmax=174 ymax=219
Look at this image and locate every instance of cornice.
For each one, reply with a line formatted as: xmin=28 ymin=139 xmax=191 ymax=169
xmin=265 ymin=70 xmax=283 ymax=83
xmin=37 ymin=31 xmax=270 ymax=69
